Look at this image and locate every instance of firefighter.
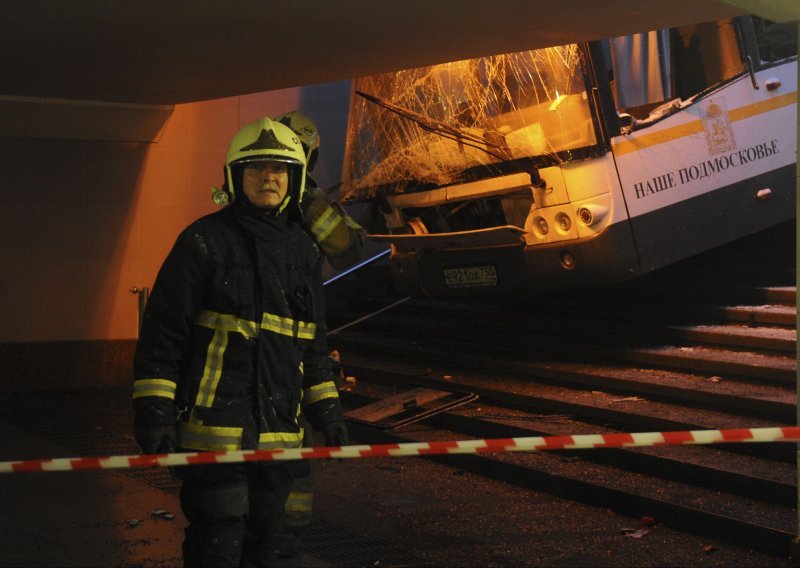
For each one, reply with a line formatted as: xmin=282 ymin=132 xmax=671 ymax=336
xmin=132 ymin=117 xmax=349 ymax=567
xmin=276 ymin=110 xmax=364 ymax=270
xmin=272 ymin=110 xmax=363 ymax=558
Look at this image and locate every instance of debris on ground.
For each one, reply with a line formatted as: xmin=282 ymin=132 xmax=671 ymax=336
xmin=124 ymin=519 xmax=142 ymax=529
xmin=609 ymin=396 xmax=644 ymax=404
xmin=150 ymin=509 xmax=175 ymax=521
xmin=621 ymin=528 xmax=649 ymax=539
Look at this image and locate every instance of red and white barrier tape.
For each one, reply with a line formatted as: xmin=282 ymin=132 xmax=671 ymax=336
xmin=2 ymin=426 xmax=799 ymax=474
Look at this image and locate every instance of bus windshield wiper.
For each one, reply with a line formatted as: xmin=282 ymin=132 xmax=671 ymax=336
xmin=355 ymin=90 xmax=512 ymax=162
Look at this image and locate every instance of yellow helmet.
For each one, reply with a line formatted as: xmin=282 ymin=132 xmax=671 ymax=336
xmin=275 ymin=111 xmax=320 ymax=172
xmin=222 ymin=117 xmax=307 ymax=214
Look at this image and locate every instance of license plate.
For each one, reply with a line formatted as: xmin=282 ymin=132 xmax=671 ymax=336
xmin=443 ymin=265 xmax=498 ymax=288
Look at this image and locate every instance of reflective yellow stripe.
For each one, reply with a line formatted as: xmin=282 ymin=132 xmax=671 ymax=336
xmin=343 ymin=215 xmax=362 ymax=230
xmin=191 ymin=309 xmax=314 ymax=410
xmin=193 ymin=310 xmax=312 ymax=408
xmin=613 ymin=90 xmax=797 ymax=157
xmin=132 ymin=378 xmax=177 ymax=400
xmin=257 ymin=430 xmax=303 ymax=449
xmin=196 ymin=328 xmax=228 ymax=408
xmin=179 ymin=416 xmax=301 ymax=452
xmin=261 ymin=312 xmax=316 ymax=340
xmin=728 ymin=91 xmax=797 ymax=122
xmin=194 ymin=310 xmax=258 ymax=338
xmin=195 ymin=309 xmax=315 ymax=340
xmin=180 ymin=421 xmax=243 ymax=451
xmin=285 ymin=491 xmax=313 ymax=513
xmin=193 ymin=310 xmax=250 ymax=409
xmin=297 ymin=363 xmax=305 ymax=417
xmin=304 ymin=380 xmax=339 ymax=405
xmin=310 ymin=206 xmax=343 ymax=243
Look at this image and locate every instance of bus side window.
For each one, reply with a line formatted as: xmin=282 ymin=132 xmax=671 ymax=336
xmin=752 ymin=17 xmax=797 ymax=63
xmin=673 ymin=19 xmax=742 ymax=99
xmin=608 ymin=30 xmax=673 ymax=117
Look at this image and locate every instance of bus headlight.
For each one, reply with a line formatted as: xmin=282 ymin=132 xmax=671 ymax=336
xmin=555 ymin=212 xmax=571 ymax=233
xmin=534 ymin=216 xmax=549 ymax=236
xmin=577 ymin=204 xmax=609 ymax=227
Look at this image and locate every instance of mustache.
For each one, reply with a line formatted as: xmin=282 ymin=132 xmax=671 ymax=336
xmin=260 ymin=182 xmax=281 ymax=191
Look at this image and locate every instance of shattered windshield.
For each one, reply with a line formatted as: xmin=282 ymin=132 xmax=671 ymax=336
xmin=342 ymin=44 xmax=596 ymax=200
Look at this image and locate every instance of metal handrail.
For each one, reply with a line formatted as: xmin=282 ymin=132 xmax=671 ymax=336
xmin=323 ymin=248 xmax=391 ymax=287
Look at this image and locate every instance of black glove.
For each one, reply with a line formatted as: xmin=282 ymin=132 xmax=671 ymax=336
xmin=134 ymin=424 xmax=178 ymax=455
xmin=321 ymin=421 xmax=349 ymax=447
xmin=133 ymin=397 xmax=179 ymax=454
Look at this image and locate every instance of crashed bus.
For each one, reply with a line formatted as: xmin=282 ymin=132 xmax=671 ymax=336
xmin=340 ymin=15 xmax=797 ymax=297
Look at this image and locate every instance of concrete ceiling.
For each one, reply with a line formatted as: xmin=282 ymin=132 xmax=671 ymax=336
xmin=2 ymin=0 xmax=752 ymax=105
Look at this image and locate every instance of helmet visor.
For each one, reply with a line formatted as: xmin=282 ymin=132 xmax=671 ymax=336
xmin=232 ymin=155 xmax=303 ymax=168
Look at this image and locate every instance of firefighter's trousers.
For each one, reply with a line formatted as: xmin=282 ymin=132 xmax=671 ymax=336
xmin=179 ymin=460 xmax=293 ymax=567
xmin=283 ymin=415 xmax=315 ymax=534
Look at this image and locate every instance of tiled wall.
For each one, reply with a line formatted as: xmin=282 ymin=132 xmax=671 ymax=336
xmin=0 ymin=81 xmax=352 ymax=346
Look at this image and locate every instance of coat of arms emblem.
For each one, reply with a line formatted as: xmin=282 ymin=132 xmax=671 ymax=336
xmin=702 ymin=99 xmax=736 ymax=155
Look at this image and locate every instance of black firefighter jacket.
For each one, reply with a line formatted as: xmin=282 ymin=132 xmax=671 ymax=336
xmin=133 ymin=201 xmax=342 ymax=452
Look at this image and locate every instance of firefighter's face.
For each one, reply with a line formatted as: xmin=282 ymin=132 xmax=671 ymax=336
xmin=242 ymin=161 xmax=289 ymax=210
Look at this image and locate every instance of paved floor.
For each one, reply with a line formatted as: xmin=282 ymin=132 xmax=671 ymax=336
xmin=0 ymin=387 xmax=792 ymax=567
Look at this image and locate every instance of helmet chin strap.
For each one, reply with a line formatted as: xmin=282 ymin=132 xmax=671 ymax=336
xmin=239 ymin=191 xmax=293 ymax=217
xmin=276 ymin=193 xmax=292 ymax=214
